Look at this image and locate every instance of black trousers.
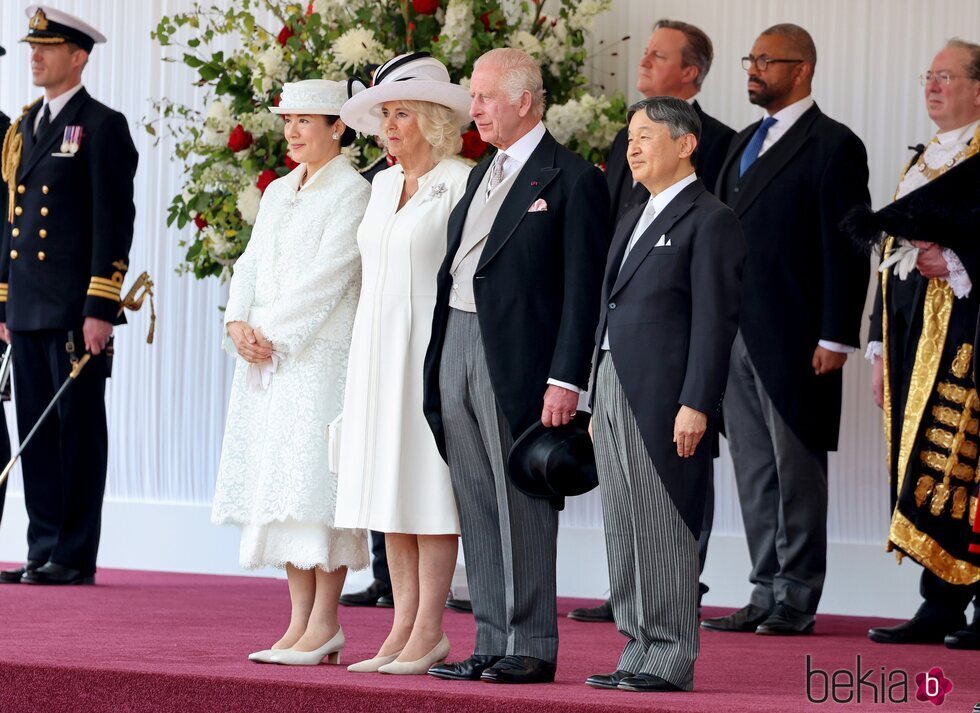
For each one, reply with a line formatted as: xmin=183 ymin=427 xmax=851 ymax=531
xmin=370 ymin=530 xmax=391 ymax=586
xmin=11 ymin=329 xmax=109 ymax=574
xmin=917 ymin=569 xmax=980 ymax=625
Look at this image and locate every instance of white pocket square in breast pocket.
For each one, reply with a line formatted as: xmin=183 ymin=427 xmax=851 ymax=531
xmin=654 ymin=234 xmax=671 ymax=247
xmin=528 ymin=198 xmax=548 ymax=212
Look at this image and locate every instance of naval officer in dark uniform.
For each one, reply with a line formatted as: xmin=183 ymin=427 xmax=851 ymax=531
xmin=0 ymin=6 xmax=138 ymax=585
xmin=0 ymin=42 xmax=11 ymax=528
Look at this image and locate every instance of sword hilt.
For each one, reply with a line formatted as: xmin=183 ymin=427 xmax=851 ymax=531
xmin=69 ymin=353 xmax=91 ymax=379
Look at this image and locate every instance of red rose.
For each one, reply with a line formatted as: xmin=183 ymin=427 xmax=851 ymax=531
xmin=412 ymin=0 xmax=439 ymax=14
xmin=284 ymin=154 xmax=299 ymax=170
xmin=479 ymin=11 xmax=505 ymax=31
xmin=227 ymin=124 xmax=253 ymax=152
xmin=272 ymin=94 xmax=281 ymax=107
xmin=460 ymin=128 xmax=488 ymax=161
xmin=306 ymin=2 xmax=315 ymax=14
xmin=257 ymin=169 xmax=279 ymax=194
xmin=277 ymin=25 xmax=295 ymax=46
xmin=193 ymin=214 xmax=208 ymax=231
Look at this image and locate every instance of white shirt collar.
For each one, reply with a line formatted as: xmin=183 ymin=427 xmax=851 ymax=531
xmin=935 ymin=118 xmax=980 ymax=147
xmin=645 ymin=171 xmax=698 ymax=216
xmin=41 ymin=83 xmax=85 ymax=124
xmin=498 ymin=121 xmax=546 ymax=165
xmin=767 ymin=94 xmax=814 ymax=128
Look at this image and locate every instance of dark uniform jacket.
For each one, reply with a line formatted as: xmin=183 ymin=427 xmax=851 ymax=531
xmin=0 ymin=88 xmax=138 ymax=330
xmin=596 ymin=179 xmax=744 ymax=535
xmin=423 ymin=131 xmax=610 ymax=457
xmin=606 ymin=100 xmax=734 ymax=225
xmin=717 ymin=103 xmax=870 ymax=452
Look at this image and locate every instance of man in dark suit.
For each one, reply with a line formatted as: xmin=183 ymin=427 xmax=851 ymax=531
xmin=605 ymin=19 xmax=734 ymax=225
xmin=0 ymin=6 xmax=138 ymax=586
xmin=423 ymin=48 xmax=609 ymax=684
xmin=700 ymin=23 xmax=870 ymax=635
xmin=0 ymin=42 xmax=10 ymax=529
xmin=585 ymin=97 xmax=743 ymax=693
xmin=572 ymin=18 xmax=735 ymax=625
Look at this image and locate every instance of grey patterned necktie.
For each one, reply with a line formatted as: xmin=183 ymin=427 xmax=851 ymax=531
xmin=487 ymin=153 xmax=508 ymax=195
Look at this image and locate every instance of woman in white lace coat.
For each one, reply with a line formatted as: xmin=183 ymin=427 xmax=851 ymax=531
xmin=212 ymin=80 xmax=371 ymax=666
xmin=335 ymin=54 xmax=473 ymax=675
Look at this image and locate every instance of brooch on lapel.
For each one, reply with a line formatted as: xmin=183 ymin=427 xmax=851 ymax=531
xmin=52 ymin=126 xmax=83 ymax=157
xmin=530 ymin=181 xmax=539 ymax=186
xmin=418 ymin=182 xmax=448 ymax=205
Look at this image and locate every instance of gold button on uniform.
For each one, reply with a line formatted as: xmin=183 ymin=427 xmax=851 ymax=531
xmin=14 ymin=206 xmax=23 ymax=216
xmin=39 ymin=229 xmax=47 ymax=238
xmin=11 ymin=228 xmax=19 ymax=238
xmin=40 ymin=207 xmax=49 ymax=217
xmin=9 ymin=250 xmax=18 ymax=260
xmin=16 ymin=185 xmax=25 ymax=195
xmin=37 ymin=251 xmax=46 ymax=262
xmin=42 ymin=185 xmax=49 ymax=195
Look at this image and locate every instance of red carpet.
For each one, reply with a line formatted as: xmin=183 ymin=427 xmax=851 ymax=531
xmin=0 ymin=566 xmax=977 ymax=712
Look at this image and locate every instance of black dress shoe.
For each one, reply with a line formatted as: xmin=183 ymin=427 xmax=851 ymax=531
xmin=567 ymin=599 xmax=613 ymax=622
xmin=944 ymin=620 xmax=980 ymax=650
xmin=376 ymin=593 xmax=395 ymax=607
xmin=868 ymin=616 xmax=962 ymax=645
xmin=446 ymin=595 xmax=472 ymax=613
xmin=481 ymin=655 xmax=556 ymax=684
xmin=755 ymin=603 xmax=815 ymax=636
xmin=339 ymin=579 xmax=392 ymax=607
xmin=585 ymin=669 xmax=633 ymax=690
xmin=700 ymin=603 xmax=773 ymax=632
xmin=22 ymin=562 xmax=95 ymax=585
xmin=0 ymin=560 xmax=42 ymax=584
xmin=428 ymin=654 xmax=502 ymax=681
xmin=617 ymin=673 xmax=684 ymax=693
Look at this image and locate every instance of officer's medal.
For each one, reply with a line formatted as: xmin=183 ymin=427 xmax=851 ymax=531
xmin=53 ymin=126 xmax=82 ymax=157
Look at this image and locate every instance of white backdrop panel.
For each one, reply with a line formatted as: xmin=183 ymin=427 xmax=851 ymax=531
xmin=0 ymin=1 xmax=976 ymax=552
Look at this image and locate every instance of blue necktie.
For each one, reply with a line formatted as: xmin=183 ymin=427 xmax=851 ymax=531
xmin=738 ymin=116 xmax=777 ymax=177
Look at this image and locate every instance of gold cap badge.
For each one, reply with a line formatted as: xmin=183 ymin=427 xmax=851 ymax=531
xmin=29 ymin=8 xmax=49 ymax=31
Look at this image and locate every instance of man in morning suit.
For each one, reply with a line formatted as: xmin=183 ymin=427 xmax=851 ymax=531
xmin=571 ymin=18 xmax=736 ymax=625
xmin=423 ymin=48 xmax=609 ymax=684
xmin=0 ymin=41 xmax=10 ymax=529
xmin=0 ymin=6 xmax=138 ymax=586
xmin=585 ymin=97 xmax=743 ymax=693
xmin=700 ymin=24 xmax=870 ymax=635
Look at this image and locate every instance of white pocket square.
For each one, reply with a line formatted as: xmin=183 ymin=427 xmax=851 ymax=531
xmin=528 ymin=198 xmax=548 ymax=212
xmin=654 ymin=234 xmax=671 ymax=247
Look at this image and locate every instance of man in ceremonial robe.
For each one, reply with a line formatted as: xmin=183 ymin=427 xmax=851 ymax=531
xmin=0 ymin=6 xmax=138 ymax=586
xmin=861 ymin=39 xmax=980 ymax=651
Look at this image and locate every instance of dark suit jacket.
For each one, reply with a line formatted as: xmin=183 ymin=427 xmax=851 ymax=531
xmin=0 ymin=111 xmax=9 ymax=230
xmin=596 ymin=179 xmax=744 ymax=535
xmin=606 ymin=100 xmax=735 ymax=225
xmin=423 ymin=130 xmax=610 ymax=457
xmin=717 ymin=103 xmax=870 ymax=452
xmin=0 ymin=88 xmax=138 ymax=329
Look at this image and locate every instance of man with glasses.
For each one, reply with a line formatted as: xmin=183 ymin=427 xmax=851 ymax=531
xmin=700 ymin=23 xmax=870 ymax=636
xmin=861 ymin=38 xmax=980 ymax=651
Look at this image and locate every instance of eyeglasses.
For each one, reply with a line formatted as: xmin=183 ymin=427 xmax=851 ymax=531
xmin=741 ymin=56 xmax=804 ymax=72
xmin=919 ymin=71 xmax=978 ymax=86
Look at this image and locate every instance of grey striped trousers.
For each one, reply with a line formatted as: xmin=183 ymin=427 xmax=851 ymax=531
xmin=439 ymin=310 xmax=559 ymax=662
xmin=593 ymin=355 xmax=699 ymax=689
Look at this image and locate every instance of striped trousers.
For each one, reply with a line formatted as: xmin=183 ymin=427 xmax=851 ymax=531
xmin=593 ymin=355 xmax=699 ymax=689
xmin=439 ymin=310 xmax=560 ymax=661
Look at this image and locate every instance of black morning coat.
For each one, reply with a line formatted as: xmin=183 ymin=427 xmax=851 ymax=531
xmin=596 ymin=179 xmax=745 ymax=536
xmin=423 ymin=130 xmax=611 ymax=457
xmin=716 ymin=103 xmax=871 ymax=452
xmin=0 ymin=88 xmax=138 ymax=330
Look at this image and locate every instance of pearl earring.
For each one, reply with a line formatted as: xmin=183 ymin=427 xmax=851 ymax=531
xmin=332 ymin=132 xmax=339 ymax=140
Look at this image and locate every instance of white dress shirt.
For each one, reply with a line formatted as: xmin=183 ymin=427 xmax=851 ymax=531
xmin=34 ymin=83 xmax=85 ymax=132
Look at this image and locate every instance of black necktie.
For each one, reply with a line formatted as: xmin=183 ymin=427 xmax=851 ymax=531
xmin=35 ymin=104 xmax=51 ymax=138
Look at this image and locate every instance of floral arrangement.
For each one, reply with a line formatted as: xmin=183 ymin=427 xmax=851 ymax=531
xmin=147 ymin=0 xmax=623 ymax=279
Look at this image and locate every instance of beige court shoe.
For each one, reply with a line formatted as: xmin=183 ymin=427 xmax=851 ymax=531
xmin=377 ymin=634 xmax=450 ymax=675
xmin=346 ymin=649 xmax=402 ymax=673
xmin=268 ymin=627 xmax=345 ymax=665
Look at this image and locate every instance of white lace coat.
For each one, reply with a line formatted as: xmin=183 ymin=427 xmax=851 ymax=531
xmin=212 ymin=157 xmax=371 ymax=560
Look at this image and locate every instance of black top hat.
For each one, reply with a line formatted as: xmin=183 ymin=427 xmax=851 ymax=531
xmin=507 ymin=412 xmax=598 ymax=499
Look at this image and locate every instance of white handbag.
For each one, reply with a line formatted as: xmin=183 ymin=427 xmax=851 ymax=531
xmin=326 ymin=413 xmax=343 ymax=476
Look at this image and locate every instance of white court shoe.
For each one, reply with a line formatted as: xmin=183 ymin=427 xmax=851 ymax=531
xmin=377 ymin=634 xmax=450 ymax=675
xmin=248 ymin=648 xmax=281 ymax=663
xmin=347 ymin=650 xmax=402 ymax=673
xmin=269 ymin=627 xmax=345 ymax=665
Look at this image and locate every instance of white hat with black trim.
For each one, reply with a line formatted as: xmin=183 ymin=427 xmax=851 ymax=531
xmin=340 ymin=52 xmax=472 ymax=135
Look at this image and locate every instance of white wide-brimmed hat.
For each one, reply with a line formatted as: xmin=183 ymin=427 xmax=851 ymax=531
xmin=270 ymin=79 xmax=364 ymax=116
xmin=340 ymin=52 xmax=472 ymax=135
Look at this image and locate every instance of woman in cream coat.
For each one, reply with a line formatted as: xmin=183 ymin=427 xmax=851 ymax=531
xmin=335 ymin=54 xmax=472 ymax=674
xmin=212 ymin=80 xmax=370 ymax=666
